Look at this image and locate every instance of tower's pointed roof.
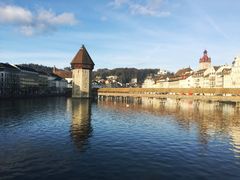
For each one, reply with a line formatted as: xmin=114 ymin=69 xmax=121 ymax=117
xmin=71 ymin=45 xmax=95 ymax=70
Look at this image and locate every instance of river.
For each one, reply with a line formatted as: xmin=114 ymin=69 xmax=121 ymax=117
xmin=0 ymin=97 xmax=240 ymax=180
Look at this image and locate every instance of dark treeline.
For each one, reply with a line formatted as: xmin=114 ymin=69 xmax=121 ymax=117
xmin=17 ymin=64 xmax=167 ymax=84
xmin=93 ymin=68 xmax=160 ymax=84
xmin=19 ymin=63 xmax=53 ymax=74
xmin=18 ymin=64 xmax=72 ymax=74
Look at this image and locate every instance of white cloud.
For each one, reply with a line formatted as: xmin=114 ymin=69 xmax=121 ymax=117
xmin=100 ymin=16 xmax=108 ymax=21
xmin=110 ymin=0 xmax=170 ymax=17
xmin=0 ymin=5 xmax=78 ymax=36
xmin=0 ymin=5 xmax=32 ymax=24
xmin=19 ymin=25 xmax=34 ymax=36
xmin=129 ymin=2 xmax=170 ymax=17
xmin=37 ymin=9 xmax=77 ymax=26
xmin=204 ymin=15 xmax=229 ymax=40
xmin=110 ymin=0 xmax=129 ymax=7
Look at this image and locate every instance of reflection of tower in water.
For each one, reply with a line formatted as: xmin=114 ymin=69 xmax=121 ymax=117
xmin=70 ymin=99 xmax=92 ymax=150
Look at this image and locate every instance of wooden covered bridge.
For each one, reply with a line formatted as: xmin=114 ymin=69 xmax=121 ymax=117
xmin=94 ymin=88 xmax=240 ymax=104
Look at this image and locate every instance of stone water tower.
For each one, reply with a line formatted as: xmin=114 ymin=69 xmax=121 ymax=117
xmin=71 ymin=45 xmax=95 ymax=98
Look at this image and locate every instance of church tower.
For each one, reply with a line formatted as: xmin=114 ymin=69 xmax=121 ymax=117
xmin=71 ymin=45 xmax=95 ymax=98
xmin=199 ymin=50 xmax=211 ymax=70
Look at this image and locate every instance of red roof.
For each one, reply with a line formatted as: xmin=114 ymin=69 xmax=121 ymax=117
xmin=53 ymin=68 xmax=72 ymax=78
xmin=71 ymin=45 xmax=95 ymax=70
xmin=175 ymin=67 xmax=193 ymax=76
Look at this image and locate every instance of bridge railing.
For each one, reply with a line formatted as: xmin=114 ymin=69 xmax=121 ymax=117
xmin=95 ymin=88 xmax=240 ymax=96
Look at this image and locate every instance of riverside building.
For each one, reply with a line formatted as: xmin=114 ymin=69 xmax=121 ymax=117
xmin=0 ymin=63 xmax=68 ymax=98
xmin=0 ymin=63 xmax=20 ymax=97
xmin=142 ymin=50 xmax=240 ymax=89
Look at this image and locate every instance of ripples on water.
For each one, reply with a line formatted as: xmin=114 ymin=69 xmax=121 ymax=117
xmin=0 ymin=97 xmax=240 ymax=180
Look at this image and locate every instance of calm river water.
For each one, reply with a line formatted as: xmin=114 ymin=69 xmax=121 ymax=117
xmin=0 ymin=97 xmax=240 ymax=180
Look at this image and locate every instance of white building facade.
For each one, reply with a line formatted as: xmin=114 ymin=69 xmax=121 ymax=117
xmin=142 ymin=51 xmax=240 ymax=89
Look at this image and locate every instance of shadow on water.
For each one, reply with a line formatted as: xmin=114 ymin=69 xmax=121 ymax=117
xmin=70 ymin=98 xmax=92 ymax=151
xmin=98 ymin=97 xmax=240 ymax=158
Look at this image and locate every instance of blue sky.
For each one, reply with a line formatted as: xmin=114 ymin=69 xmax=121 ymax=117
xmin=0 ymin=0 xmax=240 ymax=71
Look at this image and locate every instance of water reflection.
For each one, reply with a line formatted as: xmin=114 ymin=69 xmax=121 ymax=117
xmin=98 ymin=97 xmax=240 ymax=158
xmin=70 ymin=99 xmax=92 ymax=150
xmin=230 ymin=127 xmax=240 ymax=158
xmin=0 ymin=97 xmax=67 ymax=127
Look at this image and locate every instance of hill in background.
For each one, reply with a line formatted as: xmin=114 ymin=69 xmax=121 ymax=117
xmin=17 ymin=63 xmax=170 ymax=84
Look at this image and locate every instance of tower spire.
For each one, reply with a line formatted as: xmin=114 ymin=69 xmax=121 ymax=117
xmin=199 ymin=49 xmax=211 ymax=70
xmin=71 ymin=45 xmax=95 ymax=70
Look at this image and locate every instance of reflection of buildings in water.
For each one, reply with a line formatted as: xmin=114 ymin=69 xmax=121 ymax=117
xmin=230 ymin=126 xmax=240 ymax=158
xmin=70 ymin=99 xmax=92 ymax=150
xmin=99 ymin=97 xmax=240 ymax=148
xmin=222 ymin=103 xmax=236 ymax=116
xmin=142 ymin=97 xmax=240 ymax=145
